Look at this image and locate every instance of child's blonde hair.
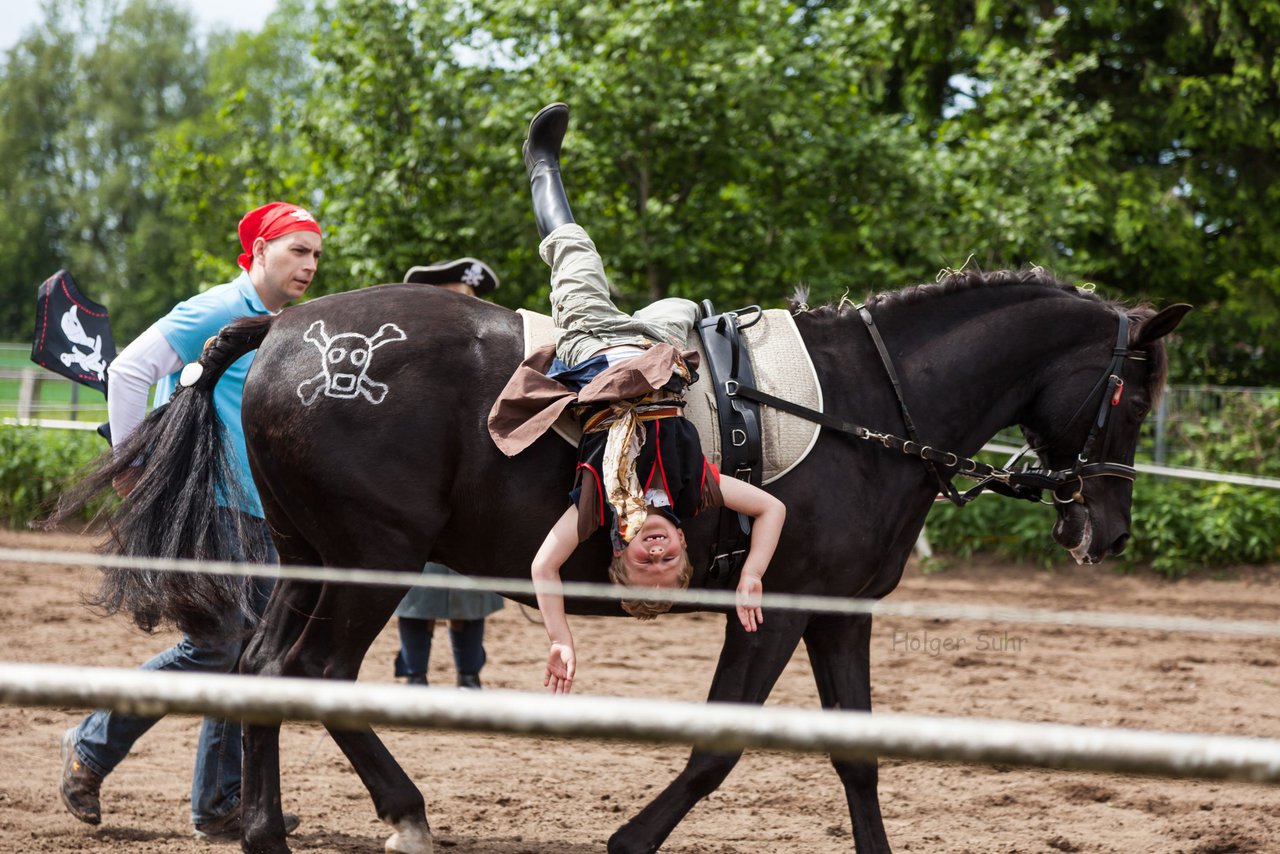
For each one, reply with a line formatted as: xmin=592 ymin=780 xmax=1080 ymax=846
xmin=608 ymin=550 xmax=694 ymax=620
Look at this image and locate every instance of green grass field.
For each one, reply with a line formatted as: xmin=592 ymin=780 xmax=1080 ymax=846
xmin=0 ymin=343 xmax=108 ymax=421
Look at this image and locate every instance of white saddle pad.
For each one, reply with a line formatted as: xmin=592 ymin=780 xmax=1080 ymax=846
xmin=516 ymin=308 xmax=823 ymax=484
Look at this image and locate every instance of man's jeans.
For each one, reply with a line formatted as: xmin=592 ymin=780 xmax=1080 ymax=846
xmin=70 ymin=512 xmax=276 ymax=825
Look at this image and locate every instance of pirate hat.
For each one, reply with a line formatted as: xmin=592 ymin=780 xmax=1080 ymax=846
xmin=403 ymin=257 xmax=499 ymax=296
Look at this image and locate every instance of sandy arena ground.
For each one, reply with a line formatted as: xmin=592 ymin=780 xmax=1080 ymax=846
xmin=1 ymin=527 xmax=1278 ymax=853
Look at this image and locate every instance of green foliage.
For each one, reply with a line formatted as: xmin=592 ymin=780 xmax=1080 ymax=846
xmin=920 ymin=18 xmax=1110 ymax=269
xmin=0 ymin=427 xmax=109 ymax=528
xmin=301 ymin=0 xmax=1111 ymax=315
xmin=0 ymin=0 xmax=213 ymax=342
xmin=1128 ymin=480 xmax=1280 ymax=576
xmin=926 ymin=392 xmax=1280 ymax=575
xmin=1 ymin=0 xmax=1278 ymax=383
xmin=148 ymin=0 xmax=324 ymax=300
xmin=924 ymin=480 xmax=1060 ymax=567
xmin=302 ymin=0 xmax=523 ymax=296
xmin=889 ymin=0 xmax=1280 ymax=382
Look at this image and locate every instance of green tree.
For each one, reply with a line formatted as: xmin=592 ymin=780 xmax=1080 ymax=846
xmin=303 ymin=0 xmax=1116 ymax=317
xmin=59 ymin=0 xmax=212 ymax=339
xmin=0 ymin=0 xmax=212 ymax=342
xmin=300 ymin=0 xmax=526 ymax=299
xmin=882 ymin=0 xmax=1280 ymax=382
xmin=148 ymin=0 xmax=323 ymax=299
xmin=0 ymin=9 xmax=79 ymax=336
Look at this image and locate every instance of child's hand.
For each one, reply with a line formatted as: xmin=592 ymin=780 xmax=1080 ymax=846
xmin=736 ymin=573 xmax=764 ymax=632
xmin=545 ymin=641 xmax=576 ymax=694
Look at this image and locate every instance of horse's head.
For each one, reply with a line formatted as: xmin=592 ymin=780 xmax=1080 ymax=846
xmin=1023 ymin=302 xmax=1191 ymax=564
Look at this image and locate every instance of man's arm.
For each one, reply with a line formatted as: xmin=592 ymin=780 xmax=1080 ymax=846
xmin=106 ymin=326 xmax=183 ymax=495
xmin=530 ymin=505 xmax=582 ymax=694
xmin=717 ymin=477 xmax=786 ymax=632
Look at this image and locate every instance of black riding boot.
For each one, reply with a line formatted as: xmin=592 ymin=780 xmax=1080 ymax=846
xmin=523 ymin=103 xmax=575 ymax=238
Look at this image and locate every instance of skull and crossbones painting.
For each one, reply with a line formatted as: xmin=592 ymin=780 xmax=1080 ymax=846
xmin=297 ymin=320 xmax=407 ymax=406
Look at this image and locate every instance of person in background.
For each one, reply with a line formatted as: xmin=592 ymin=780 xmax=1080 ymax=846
xmin=394 ymin=258 xmax=505 ymax=689
xmin=57 ymin=202 xmax=320 ymax=841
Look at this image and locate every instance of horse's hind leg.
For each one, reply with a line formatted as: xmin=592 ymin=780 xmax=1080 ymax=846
xmin=241 ymin=721 xmax=287 ymax=854
xmin=804 ymin=613 xmax=891 ymax=853
xmin=608 ymin=611 xmax=809 ymax=854
xmin=326 ymin=726 xmax=432 ymax=853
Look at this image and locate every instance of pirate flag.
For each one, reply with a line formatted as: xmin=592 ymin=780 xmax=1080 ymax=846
xmin=31 ymin=269 xmax=116 ymax=395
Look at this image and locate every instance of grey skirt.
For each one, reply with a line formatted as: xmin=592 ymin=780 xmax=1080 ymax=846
xmin=393 ymin=562 xmax=504 ymax=621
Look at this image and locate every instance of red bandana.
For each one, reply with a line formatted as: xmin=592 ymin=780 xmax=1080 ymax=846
xmin=237 ymin=202 xmax=322 ymax=271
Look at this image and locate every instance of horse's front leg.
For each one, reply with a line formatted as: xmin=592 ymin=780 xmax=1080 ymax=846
xmin=804 ymin=612 xmax=891 ymax=853
xmin=608 ymin=610 xmax=809 ymax=854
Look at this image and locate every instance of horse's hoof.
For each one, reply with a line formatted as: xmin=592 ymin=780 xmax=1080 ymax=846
xmin=385 ymin=817 xmax=433 ymax=854
xmin=608 ymin=824 xmax=657 ymax=854
xmin=241 ymin=826 xmax=292 ymax=854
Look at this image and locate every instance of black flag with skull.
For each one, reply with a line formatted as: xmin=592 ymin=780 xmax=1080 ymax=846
xmin=31 ymin=269 xmax=117 ymax=395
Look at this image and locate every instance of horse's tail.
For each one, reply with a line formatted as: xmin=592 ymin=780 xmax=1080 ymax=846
xmin=46 ymin=314 xmax=277 ymax=644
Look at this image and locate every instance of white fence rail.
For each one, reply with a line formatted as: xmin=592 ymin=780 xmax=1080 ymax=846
xmin=0 ymin=365 xmax=106 ymax=423
xmin=3 ymin=663 xmax=1278 ymax=784
xmin=5 ymin=546 xmax=1280 ymax=638
xmin=981 ymin=443 xmax=1280 ymax=490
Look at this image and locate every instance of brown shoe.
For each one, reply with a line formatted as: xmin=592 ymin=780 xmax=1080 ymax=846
xmin=59 ymin=727 xmax=103 ymax=825
xmin=193 ymin=808 xmax=300 ymax=842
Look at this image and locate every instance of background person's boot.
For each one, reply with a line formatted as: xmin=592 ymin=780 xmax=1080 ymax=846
xmin=523 ymin=103 xmax=575 ymax=238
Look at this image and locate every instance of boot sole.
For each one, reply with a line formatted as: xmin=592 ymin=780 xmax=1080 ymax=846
xmin=525 ymin=103 xmax=570 ymax=169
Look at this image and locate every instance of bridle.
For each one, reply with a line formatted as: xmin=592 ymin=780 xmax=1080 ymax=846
xmin=727 ymin=305 xmax=1148 ymax=508
xmin=989 ymin=311 xmax=1145 ymax=506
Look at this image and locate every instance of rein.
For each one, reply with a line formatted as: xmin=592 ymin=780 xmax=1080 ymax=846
xmin=729 ymin=306 xmax=1144 ymax=507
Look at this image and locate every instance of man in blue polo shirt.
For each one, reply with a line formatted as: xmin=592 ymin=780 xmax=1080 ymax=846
xmin=58 ymin=202 xmax=322 ymax=841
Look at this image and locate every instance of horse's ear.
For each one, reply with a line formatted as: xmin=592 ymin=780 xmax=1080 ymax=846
xmin=1133 ymin=303 xmax=1192 ymax=347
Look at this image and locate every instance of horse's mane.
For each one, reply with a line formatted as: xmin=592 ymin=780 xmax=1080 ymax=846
xmin=790 ymin=268 xmax=1169 ymax=403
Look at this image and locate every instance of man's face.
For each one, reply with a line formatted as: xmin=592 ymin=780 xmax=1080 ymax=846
xmin=255 ymin=231 xmax=322 ymax=311
xmin=615 ymin=511 xmax=687 ymax=586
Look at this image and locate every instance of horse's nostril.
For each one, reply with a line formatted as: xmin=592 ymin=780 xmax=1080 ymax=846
xmin=1110 ymin=533 xmax=1130 ymax=555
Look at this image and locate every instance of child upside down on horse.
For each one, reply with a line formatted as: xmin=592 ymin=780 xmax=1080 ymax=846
xmin=488 ymin=103 xmax=786 ymax=694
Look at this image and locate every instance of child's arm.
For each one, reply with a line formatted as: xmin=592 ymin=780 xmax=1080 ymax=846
xmin=717 ymin=477 xmax=786 ymax=632
xmin=531 ymin=505 xmax=582 ymax=694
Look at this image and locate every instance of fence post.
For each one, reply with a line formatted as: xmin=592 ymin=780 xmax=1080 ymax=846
xmin=17 ymin=369 xmax=41 ymax=420
xmin=1153 ymin=389 xmax=1169 ymax=465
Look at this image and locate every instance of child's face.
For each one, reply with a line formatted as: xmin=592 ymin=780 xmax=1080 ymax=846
xmin=615 ymin=510 xmax=687 ymax=586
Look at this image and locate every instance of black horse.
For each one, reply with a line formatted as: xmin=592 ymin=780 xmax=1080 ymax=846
xmin=58 ymin=271 xmax=1187 ymax=853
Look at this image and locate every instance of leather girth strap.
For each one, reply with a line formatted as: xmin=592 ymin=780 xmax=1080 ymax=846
xmin=694 ymin=301 xmax=764 ymax=585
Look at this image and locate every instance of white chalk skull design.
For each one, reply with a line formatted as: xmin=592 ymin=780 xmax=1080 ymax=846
xmin=297 ymin=320 xmax=407 ymax=406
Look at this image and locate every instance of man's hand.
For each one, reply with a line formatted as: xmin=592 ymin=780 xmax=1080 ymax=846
xmin=736 ymin=572 xmax=764 ymax=632
xmin=112 ymin=467 xmax=141 ymax=499
xmin=545 ymin=641 xmax=576 ymax=694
